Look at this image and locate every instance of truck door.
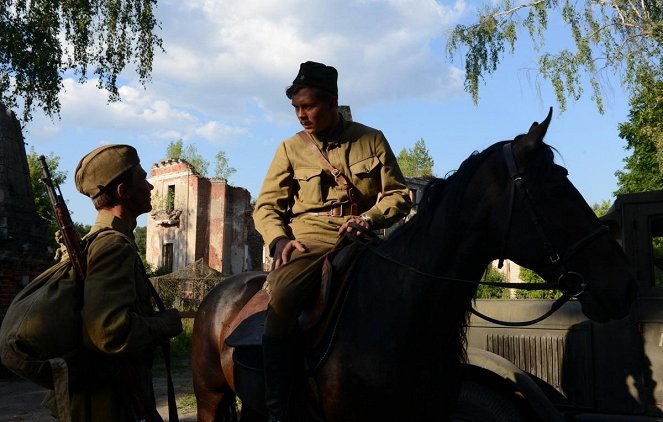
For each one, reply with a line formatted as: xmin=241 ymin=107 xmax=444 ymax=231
xmin=623 ymin=202 xmax=663 ymax=411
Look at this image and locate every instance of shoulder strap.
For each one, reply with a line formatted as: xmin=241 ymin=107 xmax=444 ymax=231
xmin=297 ymin=131 xmax=339 ymax=174
xmin=297 ymin=131 xmax=359 ymax=215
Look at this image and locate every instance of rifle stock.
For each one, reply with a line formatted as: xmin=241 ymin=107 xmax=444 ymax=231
xmin=38 ymin=156 xmax=163 ymax=422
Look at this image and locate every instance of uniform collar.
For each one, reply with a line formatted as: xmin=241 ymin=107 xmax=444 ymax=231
xmin=90 ymin=211 xmax=135 ymax=241
xmin=312 ymin=113 xmax=347 ymax=150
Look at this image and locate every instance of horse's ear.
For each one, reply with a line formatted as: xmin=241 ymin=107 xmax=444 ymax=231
xmin=514 ymin=107 xmax=553 ymax=165
xmin=527 ymin=107 xmax=553 ymax=140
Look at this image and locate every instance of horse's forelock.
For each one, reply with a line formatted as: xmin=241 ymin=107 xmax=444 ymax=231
xmin=520 ymin=140 xmax=556 ymax=190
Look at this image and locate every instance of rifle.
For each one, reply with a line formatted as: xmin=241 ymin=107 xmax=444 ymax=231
xmin=39 ymin=156 xmax=85 ymax=277
xmin=39 ymin=156 xmax=168 ymax=422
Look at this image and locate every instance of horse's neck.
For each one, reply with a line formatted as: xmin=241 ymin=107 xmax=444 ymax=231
xmin=380 ymin=220 xmax=492 ymax=282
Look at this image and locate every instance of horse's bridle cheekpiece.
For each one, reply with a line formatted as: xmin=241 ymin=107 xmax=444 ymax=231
xmin=356 ymin=140 xmax=611 ymax=327
xmin=470 ymin=142 xmax=610 ymax=326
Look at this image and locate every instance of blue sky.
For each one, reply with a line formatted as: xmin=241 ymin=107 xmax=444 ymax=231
xmin=23 ymin=0 xmax=632 ymax=226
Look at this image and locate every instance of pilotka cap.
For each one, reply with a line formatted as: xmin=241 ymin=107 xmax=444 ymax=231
xmin=292 ymin=61 xmax=338 ymax=96
xmin=75 ymin=144 xmax=140 ymax=198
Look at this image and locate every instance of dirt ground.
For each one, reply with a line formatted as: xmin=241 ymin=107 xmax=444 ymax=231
xmin=0 ymin=363 xmax=197 ymax=421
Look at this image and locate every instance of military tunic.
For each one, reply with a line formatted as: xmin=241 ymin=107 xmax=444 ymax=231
xmin=254 ymin=117 xmax=412 ymax=247
xmin=49 ymin=213 xmax=175 ymax=421
xmin=254 ymin=117 xmax=412 ymax=335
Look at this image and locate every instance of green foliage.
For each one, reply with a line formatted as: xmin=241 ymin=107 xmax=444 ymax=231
xmin=134 ymin=226 xmax=147 ymax=260
xmin=592 ymin=200 xmax=612 ymax=218
xmin=183 ymin=144 xmax=210 ymax=177
xmin=146 ymin=264 xmax=172 ymax=278
xmin=26 ymin=147 xmax=70 ymax=250
xmin=653 ymin=237 xmax=663 ymax=287
xmin=1 ymin=0 xmax=162 ymax=123
xmin=475 ymin=265 xmax=511 ymax=299
xmin=26 ymin=147 xmax=67 ymax=224
xmin=446 ymin=1 xmax=663 ymax=114
xmin=74 ymin=223 xmax=91 ymax=239
xmin=164 ymin=140 xmax=235 ymax=181
xmin=397 ymin=138 xmax=435 ymax=178
xmin=615 ymin=76 xmax=663 ymax=195
xmin=164 ymin=139 xmax=209 ymax=176
xmin=516 ymin=267 xmax=561 ymax=299
xmin=214 ymin=150 xmax=236 ymax=181
xmin=166 ymin=140 xmax=184 ymax=160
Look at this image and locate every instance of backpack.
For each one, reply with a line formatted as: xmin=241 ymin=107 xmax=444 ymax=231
xmin=0 ymin=229 xmax=113 ymax=421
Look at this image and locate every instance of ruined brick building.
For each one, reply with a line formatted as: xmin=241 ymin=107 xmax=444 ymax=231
xmin=0 ymin=104 xmax=51 ymax=320
xmin=146 ymin=158 xmax=262 ymax=275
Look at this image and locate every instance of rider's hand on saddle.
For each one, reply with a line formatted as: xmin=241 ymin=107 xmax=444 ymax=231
xmin=338 ymin=216 xmax=371 ymax=237
xmin=273 ymin=238 xmax=306 ymax=269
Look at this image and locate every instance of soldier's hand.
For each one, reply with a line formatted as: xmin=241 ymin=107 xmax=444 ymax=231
xmin=158 ymin=308 xmax=183 ymax=338
xmin=273 ymin=238 xmax=306 ymax=269
xmin=339 ymin=216 xmax=371 ymax=237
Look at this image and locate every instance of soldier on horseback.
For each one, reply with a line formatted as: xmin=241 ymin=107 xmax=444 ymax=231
xmin=253 ymin=61 xmax=412 ymax=421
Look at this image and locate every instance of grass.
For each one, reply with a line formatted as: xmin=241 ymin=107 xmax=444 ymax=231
xmin=176 ymin=393 xmax=198 ymax=413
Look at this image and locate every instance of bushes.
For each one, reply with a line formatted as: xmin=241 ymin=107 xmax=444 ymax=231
xmin=475 ymin=265 xmax=511 ymax=299
xmin=515 ymin=268 xmax=561 ymax=300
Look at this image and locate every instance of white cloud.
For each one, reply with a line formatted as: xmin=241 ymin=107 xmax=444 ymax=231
xmin=150 ymin=0 xmax=467 ymax=122
xmin=29 ymin=0 xmax=469 ymax=159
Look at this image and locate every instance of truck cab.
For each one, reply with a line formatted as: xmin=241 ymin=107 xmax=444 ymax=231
xmin=460 ymin=191 xmax=663 ymax=421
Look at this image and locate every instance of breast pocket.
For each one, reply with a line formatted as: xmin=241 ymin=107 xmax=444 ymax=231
xmin=350 ymin=156 xmax=381 ymax=192
xmin=294 ymin=167 xmax=324 ymax=203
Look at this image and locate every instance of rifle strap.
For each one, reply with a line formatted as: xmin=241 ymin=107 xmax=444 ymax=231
xmin=142 ymin=267 xmax=179 ymax=422
xmin=297 ymin=131 xmax=359 ymax=215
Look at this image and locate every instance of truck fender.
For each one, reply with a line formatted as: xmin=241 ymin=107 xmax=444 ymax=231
xmin=466 ymin=347 xmax=564 ymax=422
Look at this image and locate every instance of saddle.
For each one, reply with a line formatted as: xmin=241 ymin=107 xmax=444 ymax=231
xmin=224 ymin=233 xmax=376 ymax=418
xmin=225 ymin=233 xmax=373 ymax=361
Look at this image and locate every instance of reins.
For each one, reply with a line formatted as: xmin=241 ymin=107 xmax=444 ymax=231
xmin=347 ymin=141 xmax=611 ymax=327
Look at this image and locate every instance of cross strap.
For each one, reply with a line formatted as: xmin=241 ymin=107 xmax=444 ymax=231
xmin=297 ymin=131 xmax=359 ymax=216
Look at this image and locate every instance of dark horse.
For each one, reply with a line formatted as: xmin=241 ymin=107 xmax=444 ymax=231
xmin=192 ymin=109 xmax=637 ymax=421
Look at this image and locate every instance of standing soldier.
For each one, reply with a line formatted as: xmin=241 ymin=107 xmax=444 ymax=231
xmin=43 ymin=145 xmax=183 ymax=421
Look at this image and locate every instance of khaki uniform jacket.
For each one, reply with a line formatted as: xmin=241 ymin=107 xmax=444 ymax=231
xmin=63 ymin=213 xmax=174 ymax=421
xmin=254 ymin=117 xmax=412 ymax=249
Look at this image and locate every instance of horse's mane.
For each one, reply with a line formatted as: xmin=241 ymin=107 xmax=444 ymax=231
xmin=387 ymin=140 xmax=509 ymax=248
xmin=387 ymin=136 xmax=556 ymax=249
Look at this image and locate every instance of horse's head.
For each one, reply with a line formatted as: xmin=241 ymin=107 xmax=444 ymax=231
xmin=493 ymin=108 xmax=637 ymax=322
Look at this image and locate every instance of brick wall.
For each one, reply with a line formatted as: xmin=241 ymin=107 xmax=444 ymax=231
xmin=147 ymin=160 xmax=261 ymax=275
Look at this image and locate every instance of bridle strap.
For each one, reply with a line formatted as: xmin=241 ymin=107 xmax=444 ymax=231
xmin=470 ymin=295 xmax=571 ymax=327
xmin=562 ymin=225 xmax=610 ymax=262
xmin=345 ymin=140 xmax=611 ymax=327
xmin=502 ymin=143 xmax=561 ymax=265
xmin=501 ymin=143 xmax=611 ymax=269
xmin=347 ymin=229 xmax=562 ymax=292
xmin=498 ymin=144 xmax=518 ymax=269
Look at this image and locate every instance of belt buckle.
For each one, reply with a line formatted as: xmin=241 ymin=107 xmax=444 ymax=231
xmin=331 ymin=203 xmax=343 ymax=217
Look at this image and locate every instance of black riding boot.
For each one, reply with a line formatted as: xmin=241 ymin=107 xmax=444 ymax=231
xmin=262 ymin=335 xmax=294 ymax=422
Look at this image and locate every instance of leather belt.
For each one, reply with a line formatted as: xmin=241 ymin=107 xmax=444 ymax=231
xmin=298 ymin=204 xmax=348 ymax=217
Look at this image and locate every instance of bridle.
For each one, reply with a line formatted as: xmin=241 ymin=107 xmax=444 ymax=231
xmin=354 ymin=141 xmax=611 ymax=327
xmin=470 ymin=143 xmax=610 ymax=326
